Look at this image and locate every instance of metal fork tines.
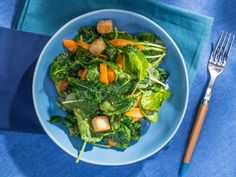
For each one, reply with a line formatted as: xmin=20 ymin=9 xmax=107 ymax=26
xmin=203 ymin=32 xmax=235 ymax=103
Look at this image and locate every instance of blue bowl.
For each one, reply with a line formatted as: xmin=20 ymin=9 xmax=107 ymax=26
xmin=33 ymin=9 xmax=189 ymax=165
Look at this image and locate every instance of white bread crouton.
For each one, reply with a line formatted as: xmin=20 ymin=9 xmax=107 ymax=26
xmin=89 ymin=38 xmax=106 ymax=55
xmin=92 ymin=116 xmax=110 ymax=132
xmin=97 ymin=20 xmax=113 ymax=34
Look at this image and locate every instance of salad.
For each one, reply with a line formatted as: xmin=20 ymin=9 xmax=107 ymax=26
xmin=49 ymin=19 xmax=171 ymax=162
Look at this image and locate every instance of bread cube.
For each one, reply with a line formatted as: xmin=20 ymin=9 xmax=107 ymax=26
xmin=89 ymin=38 xmax=106 ymax=55
xmin=92 ymin=116 xmax=110 ymax=132
xmin=97 ymin=20 xmax=113 ymax=34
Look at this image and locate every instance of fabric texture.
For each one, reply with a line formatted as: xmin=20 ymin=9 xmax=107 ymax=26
xmin=17 ymin=0 xmax=213 ymax=84
xmin=0 ymin=0 xmax=25 ymax=28
xmin=0 ymin=27 xmax=48 ymax=133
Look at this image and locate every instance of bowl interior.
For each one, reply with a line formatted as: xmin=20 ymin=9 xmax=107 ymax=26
xmin=33 ymin=9 xmax=189 ymax=165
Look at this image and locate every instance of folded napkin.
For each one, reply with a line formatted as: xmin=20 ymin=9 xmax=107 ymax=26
xmin=2 ymin=1 xmax=212 ymax=132
xmin=0 ymin=0 xmax=25 ymax=28
xmin=17 ymin=0 xmax=213 ymax=84
xmin=0 ymin=27 xmax=49 ymax=133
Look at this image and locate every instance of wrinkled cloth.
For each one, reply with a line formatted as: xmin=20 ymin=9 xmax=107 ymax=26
xmin=0 ymin=27 xmax=49 ymax=133
xmin=0 ymin=0 xmax=25 ymax=28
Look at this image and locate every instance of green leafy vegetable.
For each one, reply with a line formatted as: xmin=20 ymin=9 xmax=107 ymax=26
xmin=104 ymin=45 xmax=118 ymax=61
xmin=158 ymin=68 xmax=169 ymax=82
xmin=102 ymin=31 xmax=133 ymax=40
xmin=48 ymin=20 xmax=171 ymax=158
xmin=100 ymin=96 xmax=135 ymax=115
xmin=49 ymin=53 xmax=71 ymax=82
xmin=136 ymin=32 xmax=164 ymax=45
xmin=141 ymin=89 xmax=171 ymax=111
xmin=141 ymin=109 xmax=159 ymax=123
xmin=136 ymin=32 xmax=166 ymax=65
xmin=59 ymin=91 xmax=100 ymax=117
xmin=110 ymin=124 xmax=131 ymax=149
xmin=138 ymin=67 xmax=169 ymax=90
xmin=49 ymin=115 xmax=79 ymax=136
xmin=75 ymin=47 xmax=99 ymax=66
xmin=74 ymin=108 xmax=103 ymax=143
xmin=107 ymin=71 xmax=134 ymax=94
xmin=123 ymin=45 xmax=149 ymax=81
xmin=74 ymin=25 xmax=99 ymax=43
xmin=76 ymin=141 xmax=87 ymax=163
xmin=120 ymin=116 xmax=141 ymax=140
xmin=86 ymin=65 xmax=100 ymax=82
xmin=148 ymin=67 xmax=168 ymax=88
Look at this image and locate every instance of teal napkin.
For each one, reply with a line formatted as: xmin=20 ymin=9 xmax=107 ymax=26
xmin=17 ymin=0 xmax=213 ymax=84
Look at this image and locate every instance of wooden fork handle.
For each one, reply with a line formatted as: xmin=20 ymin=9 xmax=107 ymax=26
xmin=183 ymin=103 xmax=208 ymax=163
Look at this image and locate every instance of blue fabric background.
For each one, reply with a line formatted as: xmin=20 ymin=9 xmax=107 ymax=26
xmin=0 ymin=0 xmax=25 ymax=28
xmin=1 ymin=0 xmax=236 ymax=177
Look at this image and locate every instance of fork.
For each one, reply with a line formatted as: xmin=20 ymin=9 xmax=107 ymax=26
xmin=179 ymin=32 xmax=235 ymax=176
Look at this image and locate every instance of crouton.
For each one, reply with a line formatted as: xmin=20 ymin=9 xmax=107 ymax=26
xmin=89 ymin=38 xmax=106 ymax=55
xmin=92 ymin=116 xmax=110 ymax=132
xmin=97 ymin=20 xmax=113 ymax=34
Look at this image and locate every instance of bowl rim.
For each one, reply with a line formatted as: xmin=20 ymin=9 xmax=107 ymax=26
xmin=32 ymin=9 xmax=189 ymax=166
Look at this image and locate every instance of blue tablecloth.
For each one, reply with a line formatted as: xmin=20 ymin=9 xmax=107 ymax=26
xmin=1 ymin=1 xmax=236 ymax=177
xmin=0 ymin=0 xmax=25 ymax=28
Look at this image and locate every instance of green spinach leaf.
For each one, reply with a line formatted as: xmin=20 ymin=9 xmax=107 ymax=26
xmin=140 ymin=89 xmax=171 ymax=111
xmin=123 ymin=46 xmax=149 ymax=81
xmin=141 ymin=109 xmax=159 ymax=123
xmin=138 ymin=67 xmax=168 ymax=89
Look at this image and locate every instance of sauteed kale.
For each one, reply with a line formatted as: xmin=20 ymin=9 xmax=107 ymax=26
xmin=49 ymin=20 xmax=171 ymax=162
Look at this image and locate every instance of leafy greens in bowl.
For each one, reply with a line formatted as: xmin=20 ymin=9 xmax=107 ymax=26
xmin=48 ymin=19 xmax=171 ymax=162
xmin=33 ymin=9 xmax=189 ymax=165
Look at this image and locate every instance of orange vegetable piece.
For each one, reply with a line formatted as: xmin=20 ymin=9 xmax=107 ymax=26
xmin=78 ymin=70 xmax=83 ymax=78
xmin=125 ymin=108 xmax=144 ymax=121
xmin=116 ymin=54 xmax=123 ymax=69
xmin=77 ymin=40 xmax=90 ymax=50
xmin=109 ymin=39 xmax=145 ymax=50
xmin=100 ymin=63 xmax=109 ymax=84
xmin=78 ymin=68 xmax=88 ymax=80
xmin=63 ymin=40 xmax=77 ymax=52
xmin=107 ymin=67 xmax=116 ymax=83
xmin=108 ymin=139 xmax=117 ymax=147
xmin=133 ymin=96 xmax=141 ymax=108
xmin=132 ymin=117 xmax=143 ymax=122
